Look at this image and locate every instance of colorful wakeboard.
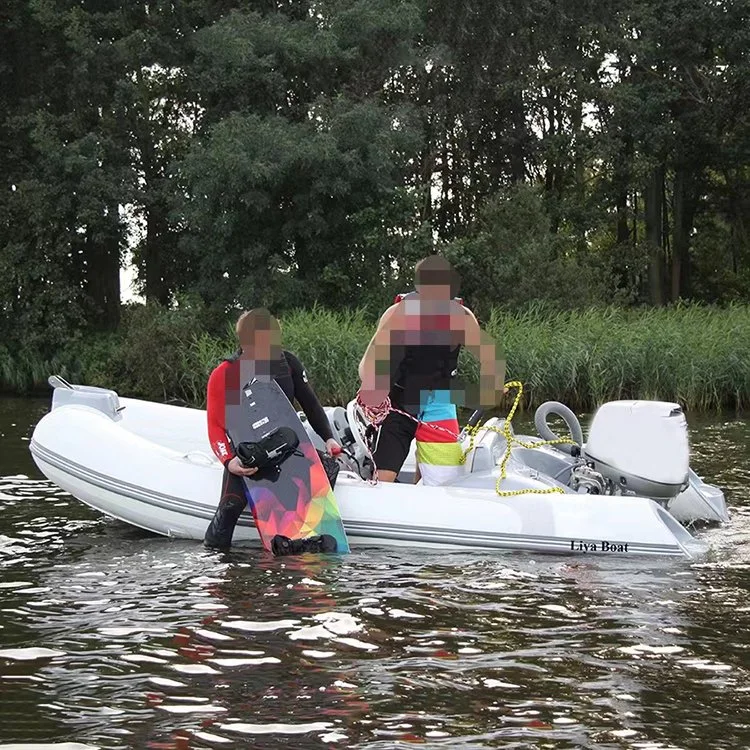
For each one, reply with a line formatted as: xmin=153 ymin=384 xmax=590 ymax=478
xmin=224 ymin=377 xmax=350 ymax=555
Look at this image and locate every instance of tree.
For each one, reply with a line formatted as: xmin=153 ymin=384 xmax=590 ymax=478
xmin=176 ymin=0 xmax=427 ymax=313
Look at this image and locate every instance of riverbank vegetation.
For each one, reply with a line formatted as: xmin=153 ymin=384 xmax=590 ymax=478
xmin=3 ymin=1 xmax=750 ymax=412
xmin=2 ymin=302 xmax=749 ymax=415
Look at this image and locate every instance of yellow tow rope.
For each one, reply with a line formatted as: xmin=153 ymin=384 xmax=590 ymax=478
xmin=459 ymin=380 xmax=578 ymax=496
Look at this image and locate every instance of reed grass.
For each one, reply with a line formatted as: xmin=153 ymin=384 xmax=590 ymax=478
xmin=3 ymin=302 xmax=749 ymax=415
xmin=483 ymin=302 xmax=750 ymax=414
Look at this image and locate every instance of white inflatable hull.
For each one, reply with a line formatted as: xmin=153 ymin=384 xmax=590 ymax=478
xmin=29 ymin=395 xmax=712 ymax=559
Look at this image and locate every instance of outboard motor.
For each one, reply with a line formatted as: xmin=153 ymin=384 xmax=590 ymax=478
xmin=583 ymin=401 xmax=690 ymax=499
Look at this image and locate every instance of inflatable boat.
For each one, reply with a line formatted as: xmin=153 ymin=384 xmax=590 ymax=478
xmin=29 ymin=376 xmax=729 ymax=559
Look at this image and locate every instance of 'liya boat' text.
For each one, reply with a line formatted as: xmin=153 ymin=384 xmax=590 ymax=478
xmin=570 ymin=540 xmax=629 ymax=553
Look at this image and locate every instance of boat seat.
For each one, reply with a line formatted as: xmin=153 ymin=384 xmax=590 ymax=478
xmin=463 ymin=418 xmax=510 ymax=473
xmin=52 ymin=384 xmax=124 ymax=422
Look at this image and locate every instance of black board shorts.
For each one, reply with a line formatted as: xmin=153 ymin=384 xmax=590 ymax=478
xmin=371 ymin=410 xmax=418 ymax=474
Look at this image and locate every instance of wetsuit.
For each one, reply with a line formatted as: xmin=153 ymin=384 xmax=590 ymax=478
xmin=371 ymin=296 xmax=464 ymax=476
xmin=207 ymin=349 xmax=333 ymax=465
xmin=204 ymin=349 xmax=334 ymax=548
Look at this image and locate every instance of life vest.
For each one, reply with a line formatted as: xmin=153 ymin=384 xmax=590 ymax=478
xmin=388 ymin=291 xmax=466 ymax=411
xmin=394 ymin=291 xmax=465 ymax=306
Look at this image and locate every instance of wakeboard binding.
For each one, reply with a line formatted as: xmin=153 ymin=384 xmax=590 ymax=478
xmin=271 ymin=534 xmax=338 ymax=556
xmin=236 ymin=426 xmax=301 ymax=479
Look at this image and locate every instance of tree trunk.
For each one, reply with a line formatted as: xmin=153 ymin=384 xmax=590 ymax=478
xmin=645 ymin=165 xmax=664 ymax=306
xmin=543 ymin=93 xmax=563 ymax=235
xmin=438 ymin=69 xmax=451 ymax=238
xmin=102 ymin=204 xmax=121 ymax=328
xmin=419 ymin=68 xmax=435 ymax=224
xmin=85 ymin=208 xmax=121 ymax=330
xmin=509 ymin=88 xmax=527 ymax=184
xmin=615 ymin=134 xmax=633 ymax=245
xmin=727 ymin=173 xmax=749 ymax=277
xmin=572 ymin=91 xmax=584 ymax=197
xmin=144 ymin=203 xmax=171 ymax=306
xmin=662 ymin=174 xmax=670 ymax=302
xmin=672 ymin=165 xmax=695 ymax=301
xmin=616 ymin=192 xmax=629 ymax=244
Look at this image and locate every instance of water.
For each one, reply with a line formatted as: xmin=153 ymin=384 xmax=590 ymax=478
xmin=2 ymin=395 xmax=750 ymax=749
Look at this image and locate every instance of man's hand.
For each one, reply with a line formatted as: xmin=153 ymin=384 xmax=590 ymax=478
xmin=226 ymin=457 xmax=259 ymax=477
xmin=357 ymin=385 xmax=390 ymax=408
xmin=325 ymin=438 xmax=342 ymax=456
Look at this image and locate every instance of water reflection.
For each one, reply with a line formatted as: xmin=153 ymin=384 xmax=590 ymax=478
xmin=1 ymin=399 xmax=750 ymax=748
xmin=3 ymin=535 xmax=746 ymax=748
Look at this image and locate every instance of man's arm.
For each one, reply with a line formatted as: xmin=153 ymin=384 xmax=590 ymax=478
xmin=206 ymin=365 xmax=234 ymax=466
xmin=460 ymin=308 xmax=506 ymax=408
xmin=285 ymin=352 xmax=334 ymax=443
xmin=358 ymin=303 xmax=400 ymax=380
xmin=358 ymin=303 xmax=405 ymax=402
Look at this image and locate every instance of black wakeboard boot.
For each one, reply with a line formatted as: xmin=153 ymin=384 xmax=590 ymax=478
xmin=270 ymin=534 xmax=338 ymax=557
xmin=203 ymin=496 xmax=246 ymax=550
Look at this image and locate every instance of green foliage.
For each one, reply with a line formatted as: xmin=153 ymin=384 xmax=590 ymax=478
xmin=89 ymin=300 xmax=219 ymax=404
xmin=4 ymin=303 xmax=750 ymax=417
xmin=444 ymin=185 xmax=615 ymax=318
xmin=279 ymin=306 xmax=375 ymax=405
xmin=2 ymin=0 xmax=750 ymax=378
xmin=481 ymin=302 xmax=750 ymax=414
xmin=174 ymin=0 xmax=427 ymax=316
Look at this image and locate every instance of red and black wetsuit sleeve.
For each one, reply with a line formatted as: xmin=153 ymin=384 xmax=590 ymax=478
xmin=206 ymin=361 xmax=236 ymax=466
xmin=281 ymin=351 xmax=334 ymax=443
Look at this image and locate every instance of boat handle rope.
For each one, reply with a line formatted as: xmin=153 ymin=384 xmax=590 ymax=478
xmin=356 ymin=381 xmax=578 ymax=496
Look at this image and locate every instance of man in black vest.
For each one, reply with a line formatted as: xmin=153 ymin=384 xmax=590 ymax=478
xmin=358 ymin=255 xmax=506 ymax=482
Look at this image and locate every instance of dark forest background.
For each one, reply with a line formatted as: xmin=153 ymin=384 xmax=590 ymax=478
xmin=2 ymin=0 xmax=750 ymax=362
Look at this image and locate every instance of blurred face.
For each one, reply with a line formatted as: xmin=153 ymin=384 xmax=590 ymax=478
xmin=236 ymin=309 xmax=283 ymax=367
xmin=241 ymin=326 xmax=281 ymax=360
xmin=416 ymin=281 xmax=452 ymax=300
xmin=252 ymin=327 xmax=276 ymax=355
xmin=414 ymin=258 xmax=458 ymax=301
xmin=237 ymin=323 xmax=281 ymax=383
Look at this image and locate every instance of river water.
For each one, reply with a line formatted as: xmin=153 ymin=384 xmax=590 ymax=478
xmin=1 ymin=396 xmax=750 ymax=750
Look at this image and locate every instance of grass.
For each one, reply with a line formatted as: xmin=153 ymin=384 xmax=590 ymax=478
xmin=484 ymin=302 xmax=750 ymax=414
xmin=2 ymin=302 xmax=749 ymax=415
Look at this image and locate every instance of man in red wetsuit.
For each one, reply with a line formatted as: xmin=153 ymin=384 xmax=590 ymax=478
xmin=204 ymin=308 xmax=342 ymax=549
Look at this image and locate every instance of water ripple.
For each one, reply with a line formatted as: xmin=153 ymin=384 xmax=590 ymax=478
xmin=2 ymin=402 xmax=750 ymax=748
